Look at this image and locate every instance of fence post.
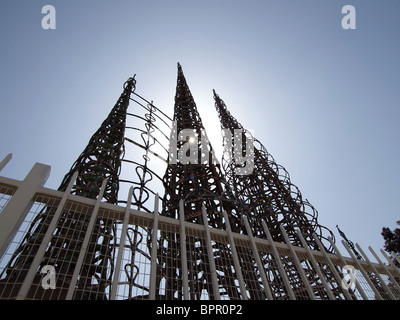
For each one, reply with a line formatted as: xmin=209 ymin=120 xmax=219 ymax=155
xmin=261 ymin=220 xmax=296 ymax=300
xmin=179 ymin=200 xmax=189 ymax=300
xmin=201 ymin=205 xmax=220 ymax=300
xmin=66 ymin=179 xmax=108 ymax=300
xmin=328 ymin=237 xmax=368 ymax=300
xmin=392 ymin=251 xmax=400 ymax=266
xmin=355 ymin=243 xmax=395 ymax=299
xmin=279 ymin=225 xmax=315 ymax=300
xmin=243 ymin=216 xmax=273 ymax=300
xmin=0 ymin=153 xmax=12 ymax=172
xmin=0 ymin=162 xmax=50 ymax=259
xmin=380 ymin=249 xmax=400 ymax=278
xmin=369 ymin=246 xmax=400 ymax=296
xmin=312 ymin=233 xmax=353 ymax=300
xmin=110 ymin=186 xmax=134 ymax=300
xmin=341 ymin=240 xmax=383 ymax=300
xmin=15 ymin=171 xmax=78 ymax=300
xmin=295 ymin=229 xmax=335 ymax=300
xmin=222 ymin=210 xmax=248 ymax=300
xmin=149 ymin=194 xmax=160 ymax=300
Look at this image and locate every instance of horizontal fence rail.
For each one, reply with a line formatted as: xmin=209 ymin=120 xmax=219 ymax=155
xmin=0 ymin=159 xmax=399 ymax=300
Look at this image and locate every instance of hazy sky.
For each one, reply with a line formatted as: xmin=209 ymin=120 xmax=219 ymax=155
xmin=1 ymin=1 xmax=399 ymax=260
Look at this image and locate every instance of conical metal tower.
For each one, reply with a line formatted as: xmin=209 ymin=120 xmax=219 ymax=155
xmin=0 ymin=76 xmax=136 ymax=299
xmin=156 ymin=64 xmax=255 ymax=299
xmin=213 ymin=90 xmax=343 ymax=299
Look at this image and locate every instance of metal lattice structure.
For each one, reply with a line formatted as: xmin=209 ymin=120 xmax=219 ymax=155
xmin=0 ymin=76 xmax=137 ymax=299
xmin=0 ymin=64 xmax=399 ymax=300
xmin=1 ymin=162 xmax=400 ymax=300
xmin=213 ymin=90 xmax=345 ymax=299
xmin=157 ymin=63 xmax=248 ymax=299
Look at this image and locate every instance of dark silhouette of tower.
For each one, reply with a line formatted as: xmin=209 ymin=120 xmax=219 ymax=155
xmin=3 ymin=64 xmax=394 ymax=301
xmin=0 ymin=76 xmax=136 ymax=299
xmin=156 ymin=63 xmax=249 ymax=299
xmin=213 ymin=90 xmax=343 ymax=299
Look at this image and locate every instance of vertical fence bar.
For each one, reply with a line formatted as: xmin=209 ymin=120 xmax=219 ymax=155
xmin=110 ymin=186 xmax=134 ymax=300
xmin=201 ymin=205 xmax=220 ymax=300
xmin=328 ymin=237 xmax=368 ymax=300
xmin=66 ymin=179 xmax=108 ymax=300
xmin=369 ymin=246 xmax=400 ymax=295
xmin=149 ymin=194 xmax=160 ymax=300
xmin=222 ymin=210 xmax=248 ymax=300
xmin=243 ymin=216 xmax=273 ymax=300
xmin=16 ymin=171 xmax=78 ymax=300
xmin=392 ymin=252 xmax=400 ymax=266
xmin=380 ymin=249 xmax=400 ymax=278
xmin=0 ymin=163 xmax=51 ymax=259
xmin=179 ymin=200 xmax=189 ymax=300
xmin=341 ymin=240 xmax=383 ymax=300
xmin=280 ymin=225 xmax=315 ymax=300
xmin=312 ymin=233 xmax=353 ymax=300
xmin=262 ymin=220 xmax=295 ymax=300
xmin=355 ymin=243 xmax=395 ymax=299
xmin=0 ymin=153 xmax=12 ymax=172
xmin=295 ymin=229 xmax=335 ymax=300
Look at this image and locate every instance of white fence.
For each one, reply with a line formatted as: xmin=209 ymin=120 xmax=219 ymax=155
xmin=0 ymin=155 xmax=399 ymax=300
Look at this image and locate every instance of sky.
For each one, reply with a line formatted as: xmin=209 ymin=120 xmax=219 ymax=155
xmin=0 ymin=0 xmax=399 ymax=262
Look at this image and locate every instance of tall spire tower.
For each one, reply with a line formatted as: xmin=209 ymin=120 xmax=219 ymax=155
xmin=213 ymin=90 xmax=343 ymax=299
xmin=213 ymin=90 xmax=333 ymax=247
xmin=157 ymin=64 xmax=250 ymax=299
xmin=162 ymin=64 xmax=236 ymax=224
xmin=1 ymin=77 xmax=136 ymax=299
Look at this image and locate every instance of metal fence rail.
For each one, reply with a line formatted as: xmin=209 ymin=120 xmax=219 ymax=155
xmin=0 ymin=158 xmax=399 ymax=300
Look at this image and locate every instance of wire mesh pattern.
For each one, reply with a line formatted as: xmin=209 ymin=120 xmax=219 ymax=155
xmin=1 ymin=66 xmax=400 ymax=301
xmin=0 ymin=194 xmax=60 ymax=299
xmin=0 ymin=185 xmax=16 ymax=215
xmin=0 ymin=177 xmax=399 ymax=300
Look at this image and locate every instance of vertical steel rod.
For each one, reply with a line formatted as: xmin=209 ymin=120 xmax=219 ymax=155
xmin=149 ymin=194 xmax=160 ymax=300
xmin=66 ymin=179 xmax=108 ymax=300
xmin=201 ymin=205 xmax=220 ymax=300
xmin=328 ymin=237 xmax=367 ymax=300
xmin=262 ymin=220 xmax=295 ymax=300
xmin=295 ymin=229 xmax=335 ymax=300
xmin=369 ymin=246 xmax=400 ymax=295
xmin=380 ymin=249 xmax=400 ymax=278
xmin=280 ymin=225 xmax=315 ymax=300
xmin=391 ymin=251 xmax=400 ymax=266
xmin=312 ymin=233 xmax=353 ymax=300
xmin=222 ymin=210 xmax=248 ymax=300
xmin=0 ymin=153 xmax=12 ymax=172
xmin=179 ymin=200 xmax=189 ymax=300
xmin=356 ymin=243 xmax=395 ymax=299
xmin=110 ymin=186 xmax=134 ymax=300
xmin=16 ymin=171 xmax=78 ymax=300
xmin=0 ymin=163 xmax=51 ymax=259
xmin=243 ymin=216 xmax=273 ymax=300
xmin=341 ymin=240 xmax=383 ymax=300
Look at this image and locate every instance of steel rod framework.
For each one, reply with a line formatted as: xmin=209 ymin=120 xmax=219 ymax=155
xmin=0 ymin=77 xmax=137 ymax=299
xmin=1 ymin=64 xmax=399 ymax=300
xmin=158 ymin=63 xmax=248 ymax=299
xmin=212 ymin=90 xmax=345 ymax=299
xmin=1 ymin=166 xmax=399 ymax=300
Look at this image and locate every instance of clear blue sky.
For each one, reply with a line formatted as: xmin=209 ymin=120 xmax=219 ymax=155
xmin=1 ymin=1 xmax=399 ymax=261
